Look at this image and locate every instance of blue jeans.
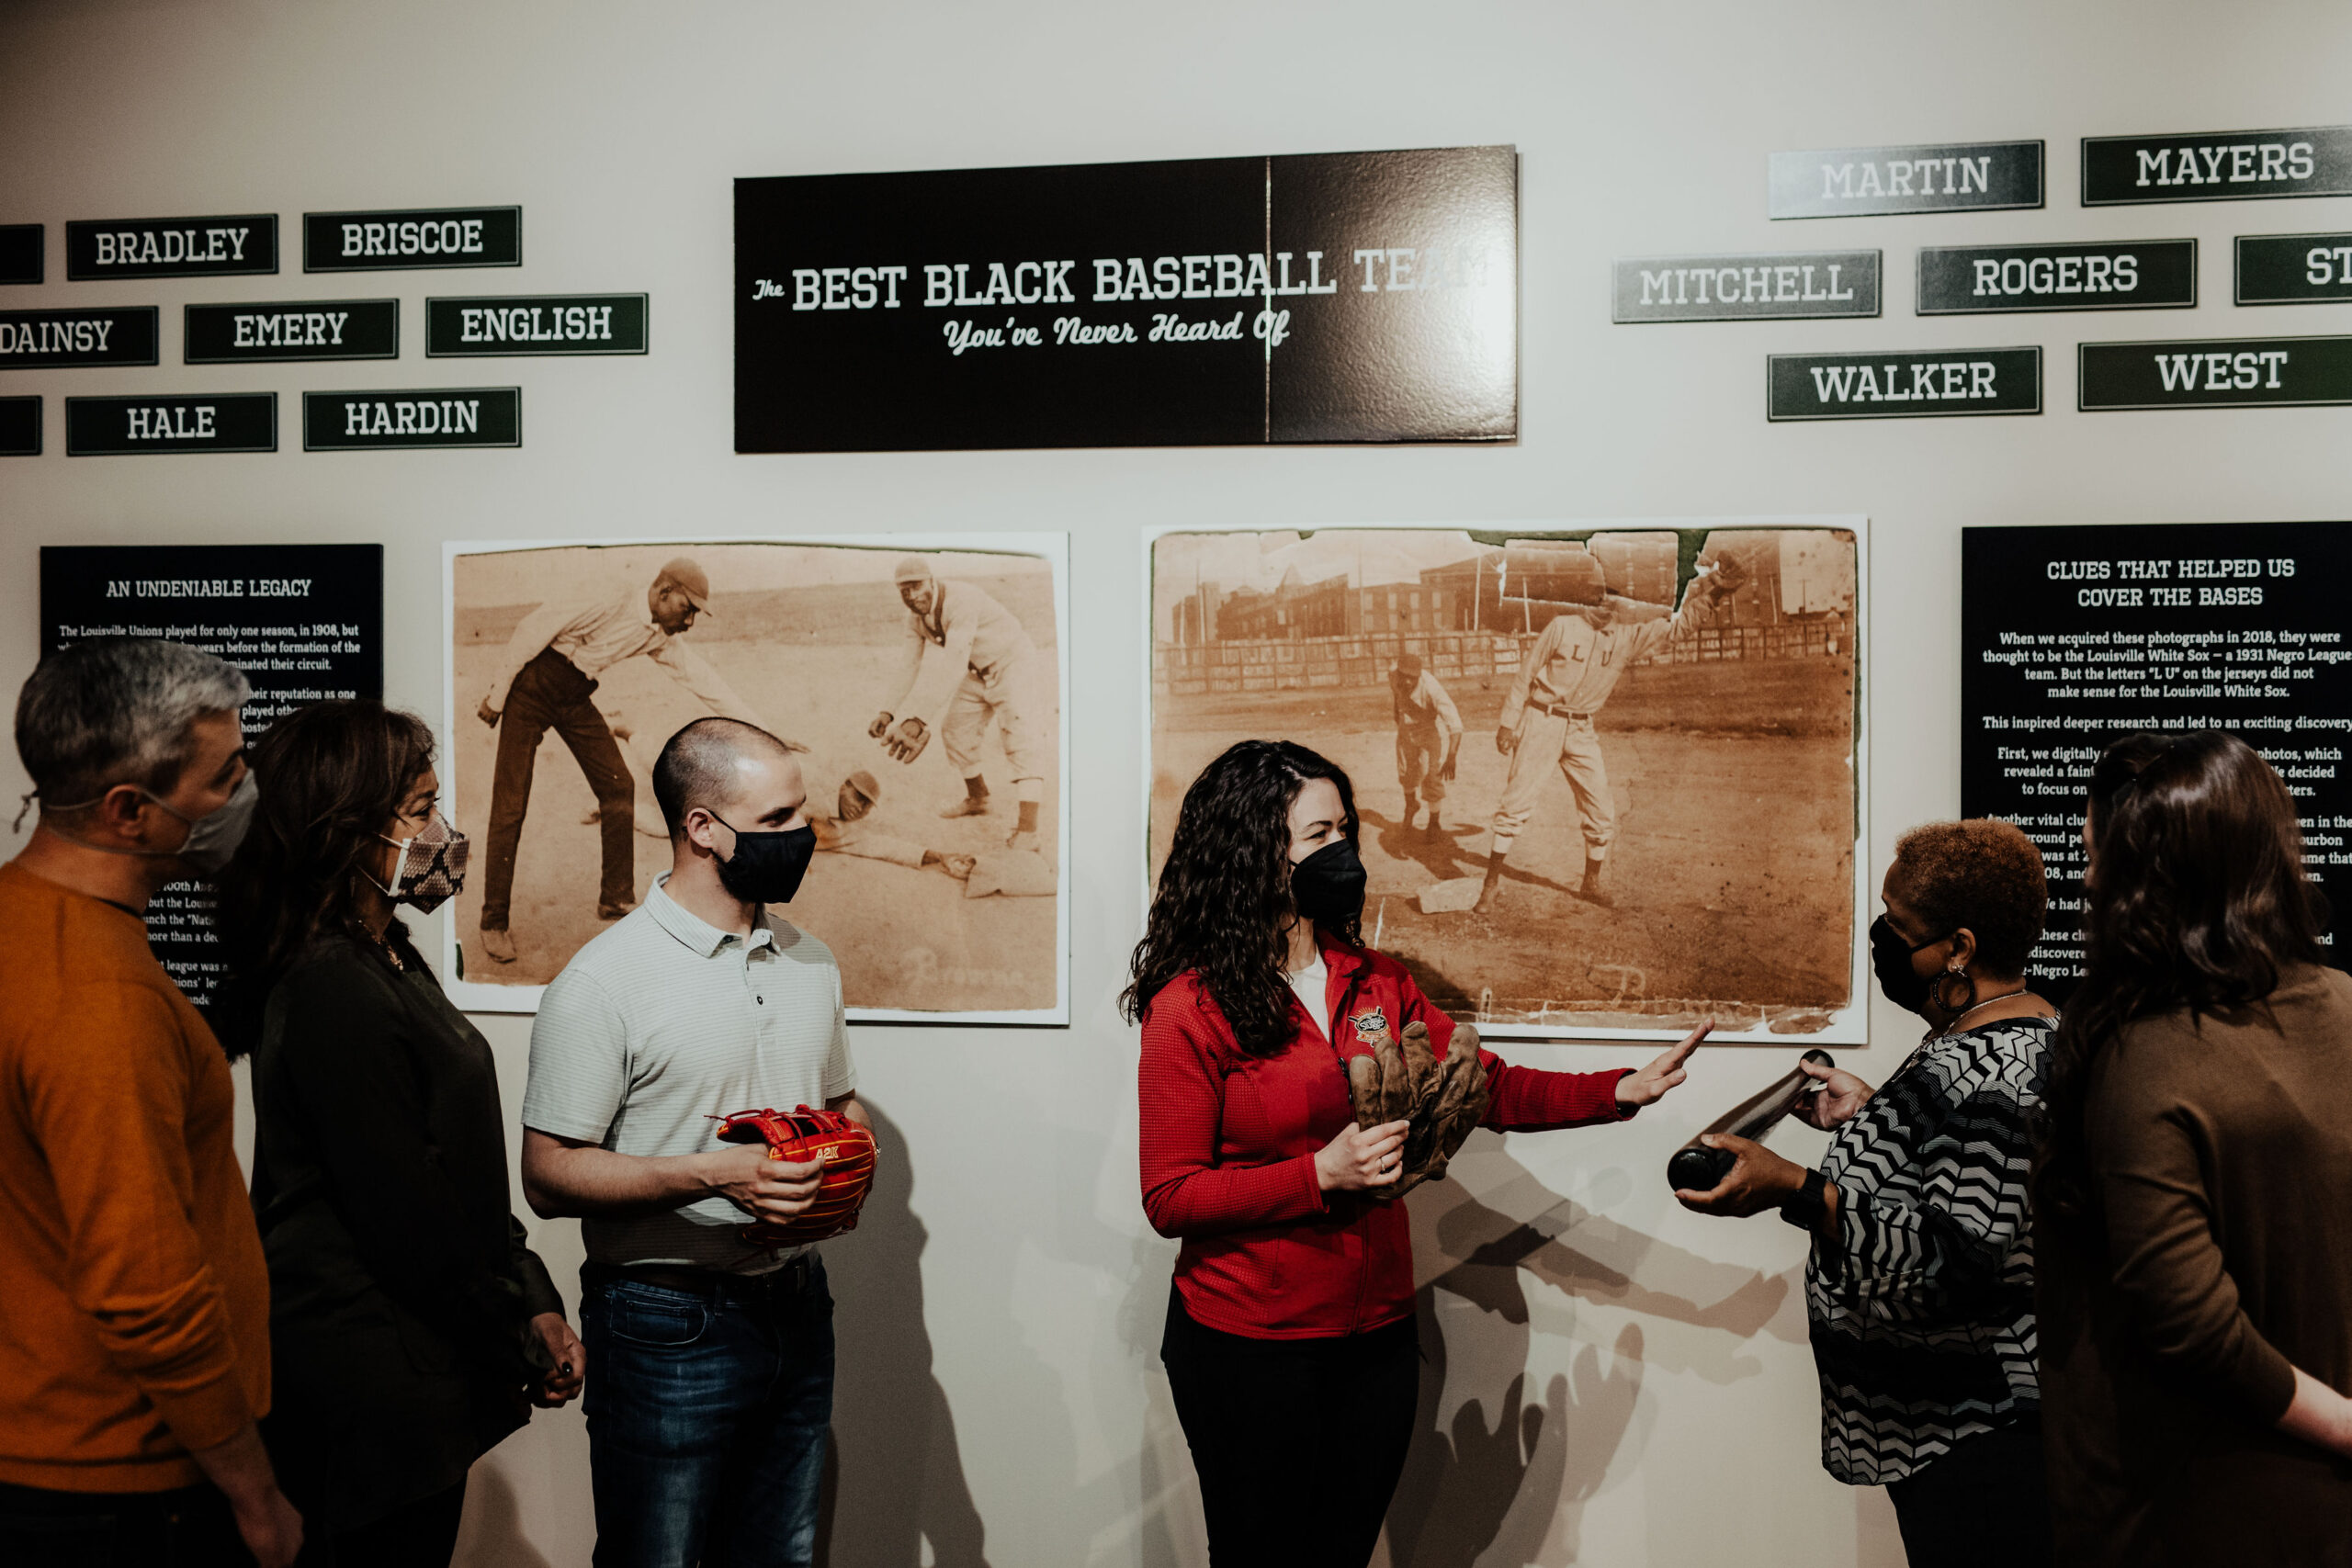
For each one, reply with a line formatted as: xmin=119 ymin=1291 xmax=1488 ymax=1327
xmin=580 ymin=1258 xmax=835 ymax=1568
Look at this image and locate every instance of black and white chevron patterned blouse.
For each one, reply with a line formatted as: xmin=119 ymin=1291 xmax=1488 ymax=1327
xmin=1806 ymin=1016 xmax=2052 ymax=1485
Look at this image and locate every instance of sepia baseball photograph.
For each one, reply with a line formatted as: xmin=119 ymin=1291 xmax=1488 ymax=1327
xmin=443 ymin=536 xmax=1068 ymax=1021
xmin=1147 ymin=521 xmax=1867 ymax=1042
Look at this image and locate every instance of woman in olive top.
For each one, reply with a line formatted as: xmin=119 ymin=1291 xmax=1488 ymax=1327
xmin=216 ymin=702 xmax=584 ymax=1568
xmin=2038 ymin=731 xmax=2352 ymax=1567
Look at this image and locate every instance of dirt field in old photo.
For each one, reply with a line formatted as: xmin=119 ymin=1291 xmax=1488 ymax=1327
xmin=1150 ymin=657 xmax=1856 ymax=1033
xmin=450 ymin=556 xmax=1060 ymax=1015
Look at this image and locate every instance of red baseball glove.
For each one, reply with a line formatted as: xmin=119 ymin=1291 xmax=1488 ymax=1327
xmin=709 ymin=1105 xmax=878 ymax=1247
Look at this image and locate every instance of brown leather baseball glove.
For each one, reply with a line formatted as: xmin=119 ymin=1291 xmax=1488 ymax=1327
xmin=1343 ymin=1019 xmax=1489 ymax=1201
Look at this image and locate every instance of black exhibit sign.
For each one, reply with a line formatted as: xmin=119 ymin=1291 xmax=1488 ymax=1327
xmin=0 ymin=307 xmax=159 ymax=369
xmin=184 ymin=299 xmax=398 ymax=364
xmin=425 ymin=292 xmax=648 ymax=355
xmin=1768 ymin=141 xmax=2042 ymax=219
xmin=0 ymin=225 xmax=40 ymax=285
xmin=65 ymin=214 xmax=277 ymax=279
xmin=303 ymin=387 xmax=520 ymax=449
xmin=2084 ymin=127 xmax=2352 ymax=206
xmin=2079 ymin=334 xmax=2352 ymax=411
xmin=1917 ymin=239 xmax=2195 ymax=314
xmin=303 ymin=207 xmax=522 ymax=271
xmin=0 ymin=396 xmax=37 ymax=455
xmin=1767 ymin=346 xmax=2041 ymax=420
xmin=2237 ymin=233 xmax=2352 ymax=305
xmin=66 ymin=393 xmax=277 ymax=456
xmin=39 ymin=544 xmax=384 ymax=1010
xmin=1611 ymin=250 xmax=1878 ymax=321
xmin=1962 ymin=522 xmax=2349 ymax=995
xmin=734 ymin=145 xmax=1519 ymax=450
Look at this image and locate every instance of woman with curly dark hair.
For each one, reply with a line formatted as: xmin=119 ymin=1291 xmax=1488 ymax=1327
xmin=1127 ymin=739 xmax=1702 ymax=1568
xmin=2037 ymin=731 xmax=2352 ymax=1566
xmin=214 ymin=702 xmax=583 ymax=1568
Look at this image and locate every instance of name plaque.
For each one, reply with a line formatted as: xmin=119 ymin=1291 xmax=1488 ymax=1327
xmin=66 ymin=215 xmax=277 ymax=279
xmin=303 ymin=208 xmax=522 ymax=272
xmin=1770 ymin=141 xmax=2042 ymax=219
xmin=2080 ymin=334 xmax=2352 ymax=411
xmin=425 ymin=293 xmax=648 ymax=355
xmin=2236 ymin=233 xmax=2352 ymax=305
xmin=0 ymin=225 xmax=40 ymax=286
xmin=303 ymin=387 xmax=520 ymax=449
xmin=2085 ymin=127 xmax=2352 ymax=206
xmin=1612 ymin=251 xmax=1878 ymax=321
xmin=184 ymin=299 xmax=399 ymax=364
xmin=0 ymin=396 xmax=37 ymax=455
xmin=66 ymin=392 xmax=277 ymax=456
xmin=1768 ymin=346 xmax=2041 ymax=420
xmin=1918 ymin=240 xmax=2195 ymax=314
xmin=0 ymin=307 xmax=160 ymax=370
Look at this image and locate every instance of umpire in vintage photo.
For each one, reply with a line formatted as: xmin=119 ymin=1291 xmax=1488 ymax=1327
xmin=871 ymin=555 xmax=1052 ymax=854
xmin=476 ymin=557 xmax=766 ymax=964
xmin=1475 ymin=548 xmax=1744 ymax=914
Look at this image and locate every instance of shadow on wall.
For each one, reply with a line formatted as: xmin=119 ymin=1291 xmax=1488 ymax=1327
xmin=454 ymin=1463 xmax=556 ymax=1568
xmin=818 ymin=1100 xmax=991 ymax=1568
xmin=1383 ymin=1138 xmax=1801 ymax=1566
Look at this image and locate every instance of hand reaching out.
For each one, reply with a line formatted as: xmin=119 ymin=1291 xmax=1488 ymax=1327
xmin=1614 ymin=1020 xmax=1711 ymax=1110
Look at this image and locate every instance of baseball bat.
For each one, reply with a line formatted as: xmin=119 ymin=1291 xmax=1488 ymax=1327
xmin=1666 ymin=1049 xmax=1835 ymax=1192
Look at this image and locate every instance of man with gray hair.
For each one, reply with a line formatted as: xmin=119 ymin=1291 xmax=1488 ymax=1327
xmin=0 ymin=639 xmax=302 ymax=1568
xmin=476 ymin=556 xmax=771 ymax=965
xmin=521 ymin=716 xmax=865 ymax=1568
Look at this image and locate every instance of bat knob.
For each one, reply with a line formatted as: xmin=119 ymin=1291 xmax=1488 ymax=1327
xmin=1668 ymin=1145 xmax=1734 ymax=1193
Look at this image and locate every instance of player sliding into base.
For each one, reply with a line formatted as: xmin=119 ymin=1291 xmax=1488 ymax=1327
xmin=1473 ymin=546 xmax=1745 ymax=915
xmin=871 ymin=555 xmax=1052 ymax=855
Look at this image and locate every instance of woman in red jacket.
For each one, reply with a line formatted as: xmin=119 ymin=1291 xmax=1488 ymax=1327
xmin=1126 ymin=739 xmax=1702 ymax=1568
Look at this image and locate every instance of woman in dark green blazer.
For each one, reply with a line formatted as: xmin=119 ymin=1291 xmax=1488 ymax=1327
xmin=218 ymin=701 xmax=583 ymax=1568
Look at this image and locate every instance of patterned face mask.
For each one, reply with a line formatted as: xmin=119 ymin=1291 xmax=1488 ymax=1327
xmin=369 ymin=810 xmax=469 ymax=913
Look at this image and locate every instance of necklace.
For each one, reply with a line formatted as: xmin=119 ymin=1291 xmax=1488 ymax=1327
xmin=361 ymin=921 xmax=406 ymax=972
xmin=1932 ymin=986 xmax=2030 ymax=1039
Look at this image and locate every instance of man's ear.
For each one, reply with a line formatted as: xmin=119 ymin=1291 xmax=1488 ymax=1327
xmin=90 ymin=783 xmax=153 ymax=841
xmin=684 ymin=807 xmax=723 ymax=856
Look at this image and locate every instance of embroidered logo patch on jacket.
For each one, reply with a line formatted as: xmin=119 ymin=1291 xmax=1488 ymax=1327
xmin=1346 ymin=1004 xmax=1389 ymax=1040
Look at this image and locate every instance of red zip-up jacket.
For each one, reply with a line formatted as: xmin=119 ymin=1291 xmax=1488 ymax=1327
xmin=1137 ymin=931 xmax=1634 ymax=1339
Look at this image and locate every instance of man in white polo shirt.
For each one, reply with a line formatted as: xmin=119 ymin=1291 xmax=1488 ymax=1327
xmin=520 ymin=717 xmax=864 ymax=1568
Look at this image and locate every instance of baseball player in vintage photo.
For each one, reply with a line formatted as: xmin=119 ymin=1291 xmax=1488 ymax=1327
xmin=1389 ymin=651 xmax=1464 ymax=833
xmin=1473 ymin=548 xmax=1745 ymax=915
xmin=475 ymin=556 xmax=768 ymax=964
xmin=871 ymin=555 xmax=1053 ymax=855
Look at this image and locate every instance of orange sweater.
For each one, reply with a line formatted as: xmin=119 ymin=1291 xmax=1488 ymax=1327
xmin=0 ymin=862 xmax=269 ymax=1492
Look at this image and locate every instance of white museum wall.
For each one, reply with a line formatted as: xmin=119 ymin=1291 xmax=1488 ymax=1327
xmin=3 ymin=2 xmax=2348 ymax=1564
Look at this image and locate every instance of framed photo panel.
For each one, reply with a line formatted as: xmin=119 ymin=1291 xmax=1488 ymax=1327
xmin=443 ymin=534 xmax=1069 ymax=1024
xmin=1145 ymin=519 xmax=1868 ymax=1042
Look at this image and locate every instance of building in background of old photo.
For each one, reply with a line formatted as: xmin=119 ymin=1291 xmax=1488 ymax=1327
xmin=1149 ymin=525 xmax=1862 ymax=1040
xmin=447 ymin=537 xmax=1067 ymax=1021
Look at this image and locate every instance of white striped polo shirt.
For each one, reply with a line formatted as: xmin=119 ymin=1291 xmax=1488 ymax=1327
xmin=520 ymin=873 xmax=856 ymax=1273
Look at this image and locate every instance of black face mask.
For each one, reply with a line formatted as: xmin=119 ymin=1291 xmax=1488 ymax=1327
xmin=1291 ymin=838 xmax=1368 ymax=929
xmin=1869 ymin=914 xmax=1945 ymax=1016
xmin=712 ymin=816 xmax=818 ymax=906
